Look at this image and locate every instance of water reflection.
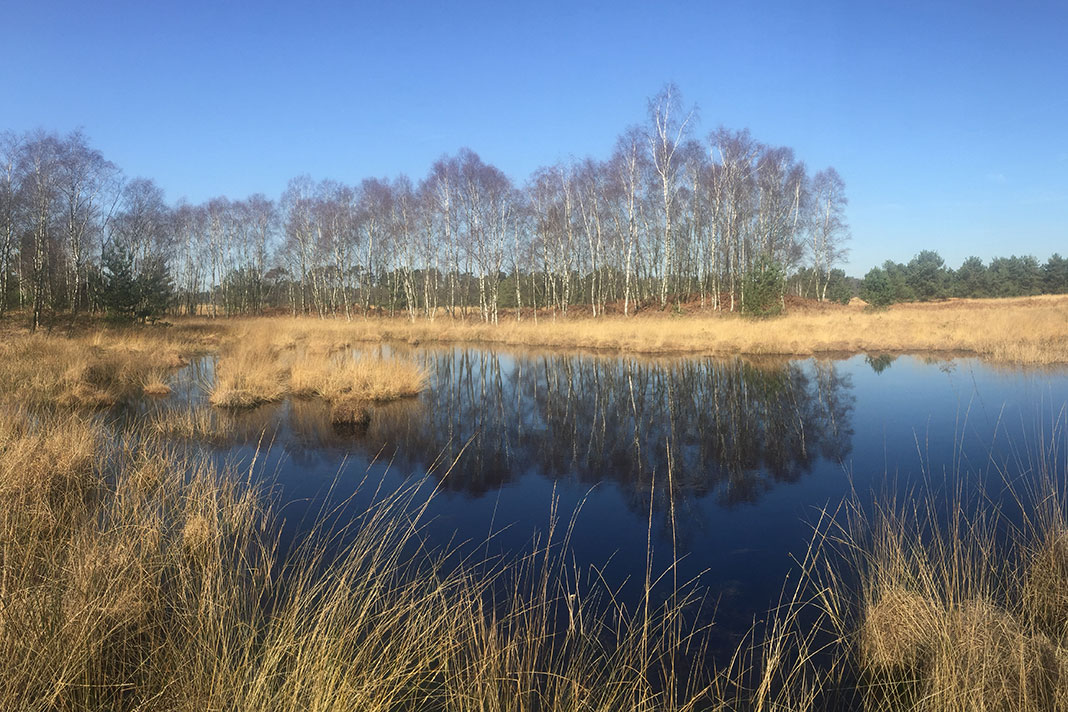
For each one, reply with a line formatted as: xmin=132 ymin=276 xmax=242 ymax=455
xmin=865 ymin=353 xmax=896 ymax=374
xmin=170 ymin=349 xmax=855 ymax=510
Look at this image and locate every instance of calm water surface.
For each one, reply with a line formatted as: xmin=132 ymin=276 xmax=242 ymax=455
xmin=156 ymin=346 xmax=1068 ymax=647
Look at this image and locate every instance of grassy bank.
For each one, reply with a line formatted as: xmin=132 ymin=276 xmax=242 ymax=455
xmin=199 ymin=294 xmax=1068 ymax=365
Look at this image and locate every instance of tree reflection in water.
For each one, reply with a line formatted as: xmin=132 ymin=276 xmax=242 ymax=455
xmin=229 ymin=348 xmax=855 ymax=512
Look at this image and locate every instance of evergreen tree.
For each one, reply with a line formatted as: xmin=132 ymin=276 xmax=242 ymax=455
xmin=96 ymin=242 xmax=140 ymax=319
xmin=860 ymin=267 xmax=894 ymax=307
xmin=136 ymin=256 xmax=174 ymax=321
xmin=1043 ymin=254 xmax=1068 ymax=294
xmin=742 ymin=257 xmax=786 ymax=317
xmin=824 ymin=268 xmax=853 ymax=304
xmin=954 ymin=256 xmax=991 ymax=298
xmin=905 ymin=250 xmax=948 ymax=301
xmin=95 ymin=243 xmax=173 ymax=322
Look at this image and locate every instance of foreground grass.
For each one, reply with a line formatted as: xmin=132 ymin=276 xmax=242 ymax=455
xmin=10 ymin=399 xmax=1068 ymax=710
xmin=0 ymin=408 xmax=715 ymax=711
xmin=727 ymin=429 xmax=1068 ymax=711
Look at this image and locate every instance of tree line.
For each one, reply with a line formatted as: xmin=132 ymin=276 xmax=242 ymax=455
xmin=860 ymin=250 xmax=1068 ymax=307
xmin=1 ymin=85 xmax=854 ymax=328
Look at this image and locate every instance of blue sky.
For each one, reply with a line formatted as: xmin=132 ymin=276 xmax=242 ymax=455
xmin=2 ymin=0 xmax=1065 ymax=275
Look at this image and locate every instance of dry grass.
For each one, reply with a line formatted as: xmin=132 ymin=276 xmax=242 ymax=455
xmin=3 ymin=293 xmax=1058 ymax=412
xmin=208 ymin=341 xmax=289 ymax=408
xmin=0 ymin=323 xmax=212 ymax=407
xmin=716 ymin=425 xmax=1068 ymax=712
xmin=4 ymin=306 xmax=1068 ymax=709
xmin=213 ymin=294 xmax=1068 ymax=365
xmin=140 ymin=369 xmax=172 ymax=396
xmin=210 ymin=322 xmax=427 ymax=412
xmin=0 ymin=408 xmax=716 ymax=711
xmin=860 ymin=587 xmax=944 ymax=673
xmin=290 ymin=352 xmax=427 ymax=402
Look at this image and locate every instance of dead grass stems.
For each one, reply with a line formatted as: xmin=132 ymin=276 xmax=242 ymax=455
xmin=718 ymin=415 xmax=1068 ymax=711
xmin=0 ymin=407 xmax=717 ymax=711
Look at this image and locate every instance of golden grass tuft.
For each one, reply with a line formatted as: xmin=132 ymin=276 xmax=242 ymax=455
xmin=928 ymin=598 xmax=1062 ymax=711
xmin=208 ymin=342 xmax=288 ymax=408
xmin=860 ymin=586 xmax=943 ymax=673
xmin=141 ymin=370 xmax=172 ymax=396
xmin=292 ymin=352 xmax=426 ymax=403
xmin=1023 ymin=530 xmax=1068 ymax=641
xmin=210 ymin=324 xmax=426 ymax=410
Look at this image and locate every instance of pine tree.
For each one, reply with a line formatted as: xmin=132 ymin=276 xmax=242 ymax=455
xmin=97 ymin=242 xmax=140 ymax=319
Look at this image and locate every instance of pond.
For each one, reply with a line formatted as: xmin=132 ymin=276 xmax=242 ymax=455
xmin=151 ymin=346 xmax=1068 ymax=651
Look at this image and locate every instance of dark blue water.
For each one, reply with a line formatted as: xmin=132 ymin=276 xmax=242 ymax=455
xmin=152 ymin=347 xmax=1068 ymax=648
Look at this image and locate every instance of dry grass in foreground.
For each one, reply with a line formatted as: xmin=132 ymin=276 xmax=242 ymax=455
xmin=218 ymin=294 xmax=1068 ymax=365
xmin=0 ymin=408 xmax=715 ymax=711
xmin=719 ymin=426 xmax=1068 ymax=712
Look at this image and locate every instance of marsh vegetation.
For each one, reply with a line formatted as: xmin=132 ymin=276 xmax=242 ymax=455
xmin=1 ymin=314 xmax=1067 ymax=710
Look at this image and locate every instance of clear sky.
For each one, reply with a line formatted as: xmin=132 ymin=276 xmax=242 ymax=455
xmin=2 ymin=0 xmax=1065 ymax=275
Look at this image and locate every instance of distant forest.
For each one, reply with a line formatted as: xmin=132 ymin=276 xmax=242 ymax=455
xmin=860 ymin=250 xmax=1068 ymax=306
xmin=1 ymin=85 xmax=1064 ymax=329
